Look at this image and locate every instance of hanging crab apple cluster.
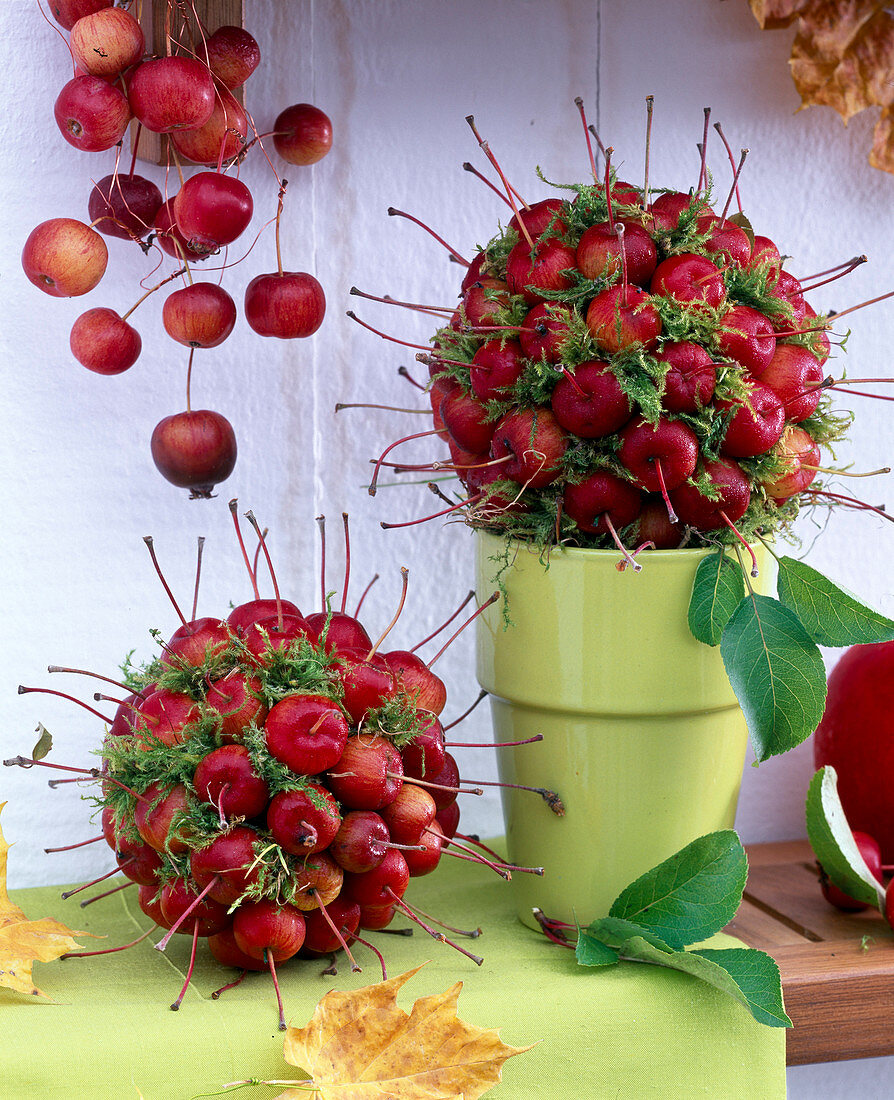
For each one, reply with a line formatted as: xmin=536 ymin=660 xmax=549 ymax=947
xmin=8 ymin=507 xmax=551 ymax=1027
xmin=22 ymin=1 xmax=331 ymax=497
xmin=348 ymin=102 xmax=894 ymax=567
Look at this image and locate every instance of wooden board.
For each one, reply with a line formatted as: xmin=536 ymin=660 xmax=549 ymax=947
xmin=729 ymin=840 xmax=894 ymax=1065
xmin=132 ymin=0 xmax=245 ymax=166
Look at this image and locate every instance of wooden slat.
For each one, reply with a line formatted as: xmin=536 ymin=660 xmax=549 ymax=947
xmin=132 ymin=0 xmax=245 ymax=166
xmin=737 ymin=841 xmax=894 ymax=1065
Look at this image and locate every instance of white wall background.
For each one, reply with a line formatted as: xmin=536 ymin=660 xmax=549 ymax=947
xmin=1 ymin=1 xmax=892 ymax=1092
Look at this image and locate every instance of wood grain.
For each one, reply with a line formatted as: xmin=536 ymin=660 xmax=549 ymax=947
xmin=733 ymin=840 xmax=894 ymax=1065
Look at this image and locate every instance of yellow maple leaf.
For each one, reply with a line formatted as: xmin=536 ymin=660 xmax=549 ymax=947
xmin=747 ymin=0 xmax=894 ymax=172
xmin=0 ymin=803 xmax=83 ymax=998
xmin=276 ymin=965 xmax=533 ymax=1099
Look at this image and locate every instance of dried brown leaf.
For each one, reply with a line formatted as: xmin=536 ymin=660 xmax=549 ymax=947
xmin=0 ymin=802 xmax=83 ymax=998
xmin=870 ymin=106 xmax=894 ymax=170
xmin=748 ymin=0 xmax=894 ymax=172
xmin=277 ymin=965 xmax=533 ymax=1099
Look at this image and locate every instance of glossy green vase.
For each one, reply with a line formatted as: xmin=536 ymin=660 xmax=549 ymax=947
xmin=475 ymin=530 xmax=769 ymax=929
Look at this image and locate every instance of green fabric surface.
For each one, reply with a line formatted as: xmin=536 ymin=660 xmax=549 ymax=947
xmin=2 ymin=850 xmax=785 ymax=1100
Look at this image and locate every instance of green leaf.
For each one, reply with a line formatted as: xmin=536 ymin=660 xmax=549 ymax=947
xmin=720 ymin=592 xmax=827 ymax=762
xmin=777 ymin=556 xmax=894 ymax=647
xmin=618 ymin=937 xmax=790 ymax=1027
xmin=805 ymin=766 xmax=885 ymax=910
xmin=31 ymin=723 xmax=53 ymax=761
xmin=575 ymin=929 xmax=620 ymax=967
xmin=582 ymin=916 xmax=673 ymax=952
xmin=609 ymin=830 xmax=748 ymax=949
xmin=688 ymin=550 xmax=747 ymax=646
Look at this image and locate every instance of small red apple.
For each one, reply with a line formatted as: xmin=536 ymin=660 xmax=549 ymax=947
xmin=244 ymin=271 xmax=325 ymax=338
xmin=22 ymin=218 xmax=108 ymax=297
xmin=272 ymin=103 xmax=333 ymax=165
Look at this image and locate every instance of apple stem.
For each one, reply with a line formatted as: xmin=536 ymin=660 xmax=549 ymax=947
xmin=61 ymin=862 xmax=130 ymax=900
xmin=366 ymin=567 xmax=409 ymax=659
xmin=398 ymin=365 xmax=426 ymax=391
xmin=16 ymin=684 xmax=113 ymax=724
xmin=386 ymin=207 xmax=469 ymax=266
xmin=396 ymin=891 xmax=481 ymax=938
xmin=574 ymin=96 xmax=599 ymax=182
xmin=410 ymin=590 xmax=476 ymax=654
xmin=384 ymin=886 xmax=484 ymax=965
xmin=437 ymin=844 xmax=509 ymax=879
xmin=615 ymin=223 xmax=630 ymax=301
xmin=448 ymin=732 xmax=545 ymax=749
xmin=416 ymin=351 xmax=477 ymax=371
xmin=369 ymin=428 xmax=444 ymax=496
xmin=211 ymin=968 xmax=251 ymax=1000
xmin=799 ymin=256 xmax=870 ymax=283
xmin=437 ymin=830 xmax=545 ymax=877
xmin=354 ymin=573 xmax=380 ymax=617
xmin=351 ymin=932 xmax=388 ymax=980
xmin=315 ymin=513 xmax=328 ymax=609
xmin=799 ymin=258 xmax=868 ymax=298
xmin=532 ymin=907 xmax=575 ymax=948
xmin=380 ymin=493 xmax=484 ymax=530
xmin=143 ymin=535 xmax=189 ymax=629
xmin=262 ymin=949 xmax=288 ymax=1031
xmin=215 ymin=783 xmax=230 ymax=828
xmin=603 ymin=146 xmax=616 ymax=232
xmin=462 ymin=161 xmax=513 ymax=207
xmin=455 ymin=831 xmax=509 ymax=864
xmin=602 ymin=513 xmax=641 ymax=573
xmin=802 ymin=464 xmax=890 ymax=478
xmin=63 ymin=923 xmax=157 ymax=959
xmin=559 ymin=367 xmax=588 ymax=399
xmin=460 ymin=777 xmax=564 ymax=815
xmin=191 ymin=536 xmax=205 ymax=621
xmin=349 ymin=286 xmax=454 ymax=318
xmin=393 ymin=773 xmax=483 ymax=797
xmin=274 ymin=178 xmax=287 ymax=276
xmin=426 ymin=592 xmax=500 ymax=669
xmin=244 ymin=511 xmax=284 ymax=631
xmin=827 ymin=386 xmax=894 ymax=403
xmin=170 ymin=920 xmax=201 ymax=1012
xmin=712 ymin=123 xmax=744 ymax=215
xmin=464 ymin=115 xmax=534 ymax=249
xmin=346 ymin=310 xmax=433 ymax=352
xmin=826 ymin=287 xmax=894 ymax=322
xmin=803 ymin=488 xmax=894 ymax=524
xmin=587 ymin=123 xmax=608 ymax=160
xmin=336 ymin=512 xmax=351 ymax=614
xmin=156 ymin=877 xmax=220 ymax=953
xmin=46 ymin=665 xmax=144 ymax=697
xmin=310 ymin=892 xmax=362 ymax=972
xmin=696 ymin=106 xmax=711 ymax=195
xmin=45 ymin=833 xmax=103 ymax=853
xmin=228 ymin=499 xmax=261 ymax=600
xmin=719 ymin=512 xmax=759 ymax=576
xmin=720 ymin=147 xmax=748 ymax=221
xmin=121 ymin=265 xmax=188 ymax=321
xmin=652 ymin=458 xmax=679 ymax=524
xmin=335 ymin=402 xmax=428 ymax=415
xmin=643 ymin=95 xmax=654 ymax=208
xmin=79 ymin=879 xmax=135 ymax=908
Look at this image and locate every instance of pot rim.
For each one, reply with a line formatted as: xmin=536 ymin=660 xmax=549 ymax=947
xmin=475 ymin=528 xmax=748 ymax=563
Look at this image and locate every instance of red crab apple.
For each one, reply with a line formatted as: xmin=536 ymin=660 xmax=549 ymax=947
xmin=814 ymin=642 xmax=894 ymax=862
xmin=469 ymin=339 xmax=525 ymax=401
xmin=490 ymin=408 xmax=568 ymax=488
xmin=273 ymin=103 xmax=333 ymax=165
xmin=508 ymin=197 xmax=567 ymax=239
xmin=585 ymin=284 xmax=662 ymax=354
xmin=696 ymin=215 xmax=753 ymax=267
xmin=88 ymin=173 xmax=163 ymax=241
xmin=718 ymin=381 xmax=785 ymax=458
xmin=206 ymin=25 xmax=261 ymax=89
xmin=655 ymin=342 xmax=717 ymax=413
xmin=150 ymin=409 xmax=237 ymax=497
xmin=563 ymin=471 xmax=641 ymax=536
xmin=505 ymin=237 xmax=577 ymax=304
xmin=174 ymin=171 xmax=253 ymax=253
xmin=162 ymin=283 xmax=237 ymax=348
xmin=54 ymin=74 xmax=132 ymax=152
xmin=762 ymin=426 xmax=820 ymax=502
xmin=668 ymin=458 xmax=751 ymax=530
xmin=70 ymin=307 xmax=141 ymax=374
xmin=170 ymin=88 xmax=248 ymax=165
xmin=759 ymin=344 xmax=824 ymax=423
xmin=70 ymin=7 xmax=144 ymax=77
xmin=650 ymin=254 xmax=726 ymax=310
xmin=127 ymin=57 xmax=216 ymax=133
xmin=716 ymin=304 xmax=776 ymax=376
xmin=575 ymin=219 xmax=657 ymax=285
xmin=244 ymin=272 xmax=326 ymax=338
xmin=152 ymin=200 xmax=209 ymax=262
xmin=618 ymin=416 xmax=699 ymax=494
xmin=518 ymin=304 xmax=571 ymax=363
xmin=22 ymin=218 xmax=108 ymax=297
xmin=49 ymin=0 xmax=111 ymax=30
xmin=550 ymin=361 xmax=631 ymax=438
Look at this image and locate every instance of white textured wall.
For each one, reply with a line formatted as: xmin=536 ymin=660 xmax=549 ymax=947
xmin=1 ymin=2 xmax=892 ymax=1090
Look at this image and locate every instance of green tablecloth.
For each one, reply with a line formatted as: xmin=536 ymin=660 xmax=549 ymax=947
xmin=2 ymin=851 xmax=785 ymax=1099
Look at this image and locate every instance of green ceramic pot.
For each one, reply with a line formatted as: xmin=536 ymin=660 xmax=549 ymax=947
xmin=474 ymin=530 xmax=770 ymax=929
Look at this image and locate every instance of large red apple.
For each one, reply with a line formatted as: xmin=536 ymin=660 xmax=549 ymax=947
xmin=244 ymin=272 xmax=325 ymax=338
xmin=814 ymin=642 xmax=894 ymax=861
